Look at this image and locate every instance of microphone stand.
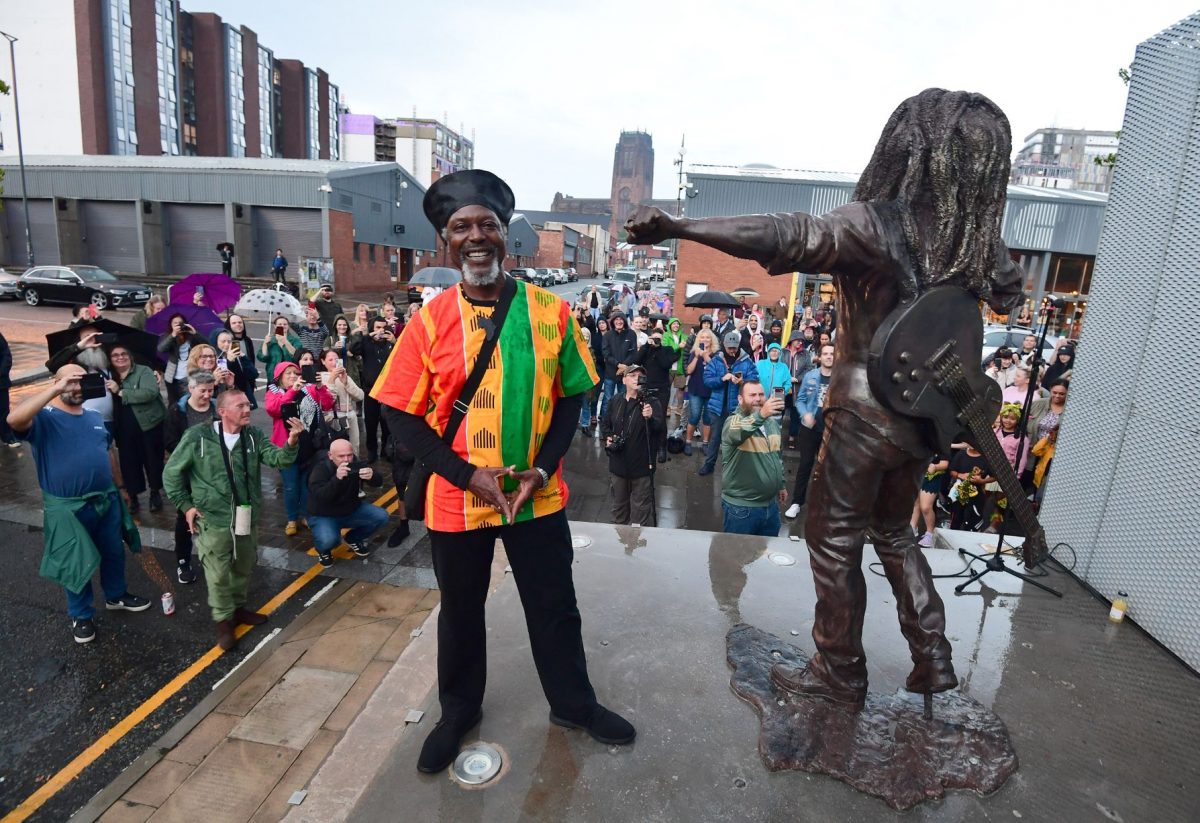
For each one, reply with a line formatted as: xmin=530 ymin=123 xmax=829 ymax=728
xmin=955 ymin=297 xmax=1062 ymax=596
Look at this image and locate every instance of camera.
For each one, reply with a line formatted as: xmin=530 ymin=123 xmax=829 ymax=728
xmin=605 ymin=435 xmax=628 ymax=455
xmin=635 ymin=374 xmax=657 ymax=404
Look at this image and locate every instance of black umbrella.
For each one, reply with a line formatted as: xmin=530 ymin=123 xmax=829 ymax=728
xmin=409 ymin=267 xmax=462 ymax=288
xmin=684 ymin=290 xmax=740 ymax=309
xmin=46 ymin=319 xmax=160 ymax=370
xmin=648 ymin=312 xmax=672 ymax=322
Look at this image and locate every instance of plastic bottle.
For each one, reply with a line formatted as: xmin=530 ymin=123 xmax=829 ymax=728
xmin=1108 ymin=591 xmax=1128 ymax=623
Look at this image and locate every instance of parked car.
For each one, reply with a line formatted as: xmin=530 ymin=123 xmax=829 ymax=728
xmin=406 ymin=283 xmax=423 ymax=304
xmin=0 ymin=269 xmax=19 ymax=300
xmin=980 ymin=325 xmax=1059 ymax=367
xmin=511 ymin=267 xmax=538 ymax=284
xmin=16 ymin=265 xmax=152 ymax=310
xmin=533 ymin=268 xmax=554 ymax=287
xmin=566 ymin=267 xmax=578 ymax=282
xmin=551 ymin=268 xmax=569 ymax=285
xmin=578 ymin=285 xmax=613 ymax=308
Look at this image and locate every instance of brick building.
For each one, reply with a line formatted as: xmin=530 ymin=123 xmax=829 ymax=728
xmin=0 ymin=0 xmax=340 ymax=161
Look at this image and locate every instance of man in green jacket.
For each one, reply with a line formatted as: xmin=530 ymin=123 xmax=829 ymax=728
xmin=163 ymin=390 xmax=303 ymax=650
xmin=720 ymin=379 xmax=787 ymax=536
xmin=7 ymin=364 xmax=150 ymax=644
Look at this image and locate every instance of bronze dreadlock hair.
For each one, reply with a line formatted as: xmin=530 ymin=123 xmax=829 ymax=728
xmin=854 ymin=89 xmax=1012 ymax=302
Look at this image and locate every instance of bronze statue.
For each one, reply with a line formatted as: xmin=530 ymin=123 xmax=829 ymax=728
xmin=626 ymin=89 xmax=1023 ymax=708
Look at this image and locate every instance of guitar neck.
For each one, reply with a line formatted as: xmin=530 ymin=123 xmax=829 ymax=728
xmin=958 ymin=406 xmax=1042 ymax=538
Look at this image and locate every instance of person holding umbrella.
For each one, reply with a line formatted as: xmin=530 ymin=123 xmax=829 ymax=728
xmin=257 ymin=316 xmax=301 ymax=386
xmin=109 ymin=343 xmax=167 ymax=515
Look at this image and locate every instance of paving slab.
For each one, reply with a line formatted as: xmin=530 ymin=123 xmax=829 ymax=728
xmin=161 ymin=712 xmax=240 ymax=767
xmin=119 ymin=759 xmax=195 ymax=808
xmin=147 ymin=738 xmax=298 ymax=822
xmin=230 ymin=666 xmax=357 ymax=750
xmin=297 ymin=615 xmax=399 ymax=674
xmin=247 ymin=728 xmax=341 ymax=823
xmin=337 ymin=523 xmax=1200 ymax=823
xmin=96 ymin=800 xmax=156 ymax=823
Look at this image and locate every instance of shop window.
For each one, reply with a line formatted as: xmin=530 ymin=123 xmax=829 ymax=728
xmin=368 ymin=244 xmax=376 ymax=264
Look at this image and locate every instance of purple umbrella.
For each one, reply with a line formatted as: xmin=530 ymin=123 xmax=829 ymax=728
xmin=168 ymin=273 xmax=242 ymax=314
xmin=145 ymin=304 xmax=225 ymax=341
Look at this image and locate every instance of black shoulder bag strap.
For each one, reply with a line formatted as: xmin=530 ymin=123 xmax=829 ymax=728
xmin=405 ymin=276 xmax=517 ymax=520
xmin=444 ymin=275 xmax=517 ymax=443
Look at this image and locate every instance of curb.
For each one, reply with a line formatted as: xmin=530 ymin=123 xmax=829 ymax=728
xmin=11 ymin=367 xmax=49 ymax=387
xmin=66 ymin=578 xmax=357 ymax=823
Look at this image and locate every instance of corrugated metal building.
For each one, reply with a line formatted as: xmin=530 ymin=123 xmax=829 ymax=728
xmin=0 ymin=155 xmax=438 ymax=293
xmin=679 ymin=164 xmax=1107 ymax=317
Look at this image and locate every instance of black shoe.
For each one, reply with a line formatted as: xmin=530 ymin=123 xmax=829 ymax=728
xmin=177 ymin=560 xmax=197 ymax=585
xmin=387 ymin=520 xmax=410 ymax=548
xmin=149 ymin=489 xmax=163 ymax=512
xmin=698 ymin=465 xmax=714 ymax=476
xmin=105 ymin=593 xmax=152 ymax=612
xmin=417 ymin=709 xmax=483 ymax=774
xmin=349 ymin=540 xmax=372 ymax=557
xmin=549 ymin=705 xmax=636 ymax=745
xmin=127 ymin=495 xmax=140 ymax=515
xmin=72 ymin=617 xmax=96 ymax=644
xmin=316 ymin=551 xmax=334 ymax=568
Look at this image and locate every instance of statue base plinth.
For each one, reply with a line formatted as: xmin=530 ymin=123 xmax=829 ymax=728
xmin=726 ymin=623 xmax=1018 ymax=810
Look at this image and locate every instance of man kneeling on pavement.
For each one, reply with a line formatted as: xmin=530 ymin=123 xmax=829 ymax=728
xmin=163 ymin=390 xmax=303 ymax=650
xmin=307 ymin=439 xmax=389 ymax=567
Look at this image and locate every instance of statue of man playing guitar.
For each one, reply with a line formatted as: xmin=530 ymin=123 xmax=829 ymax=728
xmin=625 ymin=88 xmax=1024 ymax=708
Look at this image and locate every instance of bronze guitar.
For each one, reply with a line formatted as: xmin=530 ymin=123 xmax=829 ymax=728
xmin=868 ymin=287 xmax=1048 ymax=568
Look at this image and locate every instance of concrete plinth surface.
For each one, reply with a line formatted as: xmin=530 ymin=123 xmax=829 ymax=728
xmin=336 ymin=525 xmax=1197 ymax=822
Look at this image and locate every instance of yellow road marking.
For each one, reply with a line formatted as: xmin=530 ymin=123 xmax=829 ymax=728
xmin=3 ymin=494 xmax=401 ymax=822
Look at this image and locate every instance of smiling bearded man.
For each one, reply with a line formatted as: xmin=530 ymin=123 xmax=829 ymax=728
xmin=372 ymin=169 xmax=636 ymax=775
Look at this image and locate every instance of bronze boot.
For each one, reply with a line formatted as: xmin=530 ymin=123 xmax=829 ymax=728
xmin=771 ymin=662 xmax=866 ymax=708
xmin=906 ymin=658 xmax=958 ymax=694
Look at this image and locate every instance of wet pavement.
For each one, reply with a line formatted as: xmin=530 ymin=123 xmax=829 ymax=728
xmin=336 ymin=525 xmax=1200 ymax=823
xmin=0 ymin=520 xmax=329 ymax=822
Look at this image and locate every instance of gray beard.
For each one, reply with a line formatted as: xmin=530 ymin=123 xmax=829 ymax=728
xmin=460 ymin=259 xmax=502 ymax=287
xmin=60 ymin=390 xmax=84 ymax=406
xmin=77 ymin=347 xmax=110 ymax=371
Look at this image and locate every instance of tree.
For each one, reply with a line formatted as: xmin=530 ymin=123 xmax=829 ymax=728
xmin=1094 ymin=66 xmax=1131 ymax=170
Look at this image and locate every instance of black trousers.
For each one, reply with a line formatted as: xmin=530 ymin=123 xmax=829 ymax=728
xmin=0 ymin=384 xmax=14 ymax=443
xmin=790 ymin=418 xmax=824 ymax=506
xmin=362 ymin=395 xmax=390 ymax=458
xmin=116 ymin=414 xmax=165 ymax=497
xmin=429 ymin=509 xmax=597 ymax=723
xmin=174 ymin=509 xmax=192 ymax=563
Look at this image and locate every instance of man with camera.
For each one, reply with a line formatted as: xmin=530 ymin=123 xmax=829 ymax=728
xmin=8 ymin=364 xmax=151 ymax=644
xmin=163 ymin=390 xmax=303 ymax=650
xmin=307 ymin=439 xmax=388 ymax=567
xmin=632 ymin=328 xmax=677 ymax=462
xmin=720 ymin=379 xmax=787 ymax=536
xmin=353 ymin=316 xmax=397 ymax=462
xmin=602 ymin=364 xmax=664 ymax=526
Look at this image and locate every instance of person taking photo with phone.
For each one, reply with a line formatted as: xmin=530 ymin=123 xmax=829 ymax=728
xmin=307 ymin=440 xmax=388 ymax=567
xmin=351 ymin=316 xmax=396 ymax=462
xmin=265 ymin=360 xmax=335 ymax=536
xmin=720 ymin=379 xmax=787 ymax=536
xmin=699 ymin=331 xmax=758 ymax=477
xmin=8 ymin=364 xmax=151 ymax=645
xmin=785 ymin=343 xmax=835 ymax=519
xmin=257 ymin=316 xmax=301 ymax=385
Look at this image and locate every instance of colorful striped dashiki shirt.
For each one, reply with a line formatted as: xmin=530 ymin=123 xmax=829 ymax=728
xmin=371 ymin=279 xmax=598 ymax=531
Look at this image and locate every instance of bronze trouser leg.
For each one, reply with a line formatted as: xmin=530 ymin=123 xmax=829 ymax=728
xmin=802 ymin=412 xmax=881 ymax=695
xmin=869 ymin=460 xmax=954 ymax=665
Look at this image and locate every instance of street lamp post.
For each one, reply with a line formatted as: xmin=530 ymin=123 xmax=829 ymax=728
xmin=1 ymin=30 xmax=33 ymax=267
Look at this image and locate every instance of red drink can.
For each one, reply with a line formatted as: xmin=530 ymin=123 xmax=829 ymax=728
xmin=162 ymin=592 xmax=175 ymax=615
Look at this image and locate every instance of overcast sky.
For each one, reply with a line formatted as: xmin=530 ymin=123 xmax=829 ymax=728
xmin=195 ymin=0 xmax=1196 ymax=208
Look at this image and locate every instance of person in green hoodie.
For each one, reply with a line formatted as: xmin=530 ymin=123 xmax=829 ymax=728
xmin=8 ymin=364 xmax=150 ymax=645
xmin=720 ymin=379 xmax=787 ymax=536
xmin=663 ymin=317 xmax=687 ymax=423
xmin=162 ymin=389 xmax=303 ymax=650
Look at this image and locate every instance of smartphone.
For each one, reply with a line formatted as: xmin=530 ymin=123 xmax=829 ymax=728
xmin=773 ymin=386 xmax=785 ymax=397
xmin=336 ymin=357 xmax=344 ymax=371
xmin=280 ymin=402 xmax=299 ymax=421
xmin=699 ymin=342 xmax=706 ymax=351
xmin=216 ymin=356 xmax=228 ymax=371
xmin=300 ymin=364 xmax=317 ymax=384
xmin=195 ymin=286 xmax=205 ymax=297
xmin=348 ymin=459 xmax=370 ymax=473
xmin=79 ymin=372 xmax=107 ymax=400
xmin=95 ymin=332 xmax=119 ymax=344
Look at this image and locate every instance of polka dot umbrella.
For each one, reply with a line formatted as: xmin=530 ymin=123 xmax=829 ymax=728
xmin=233 ymin=287 xmax=306 ymax=324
